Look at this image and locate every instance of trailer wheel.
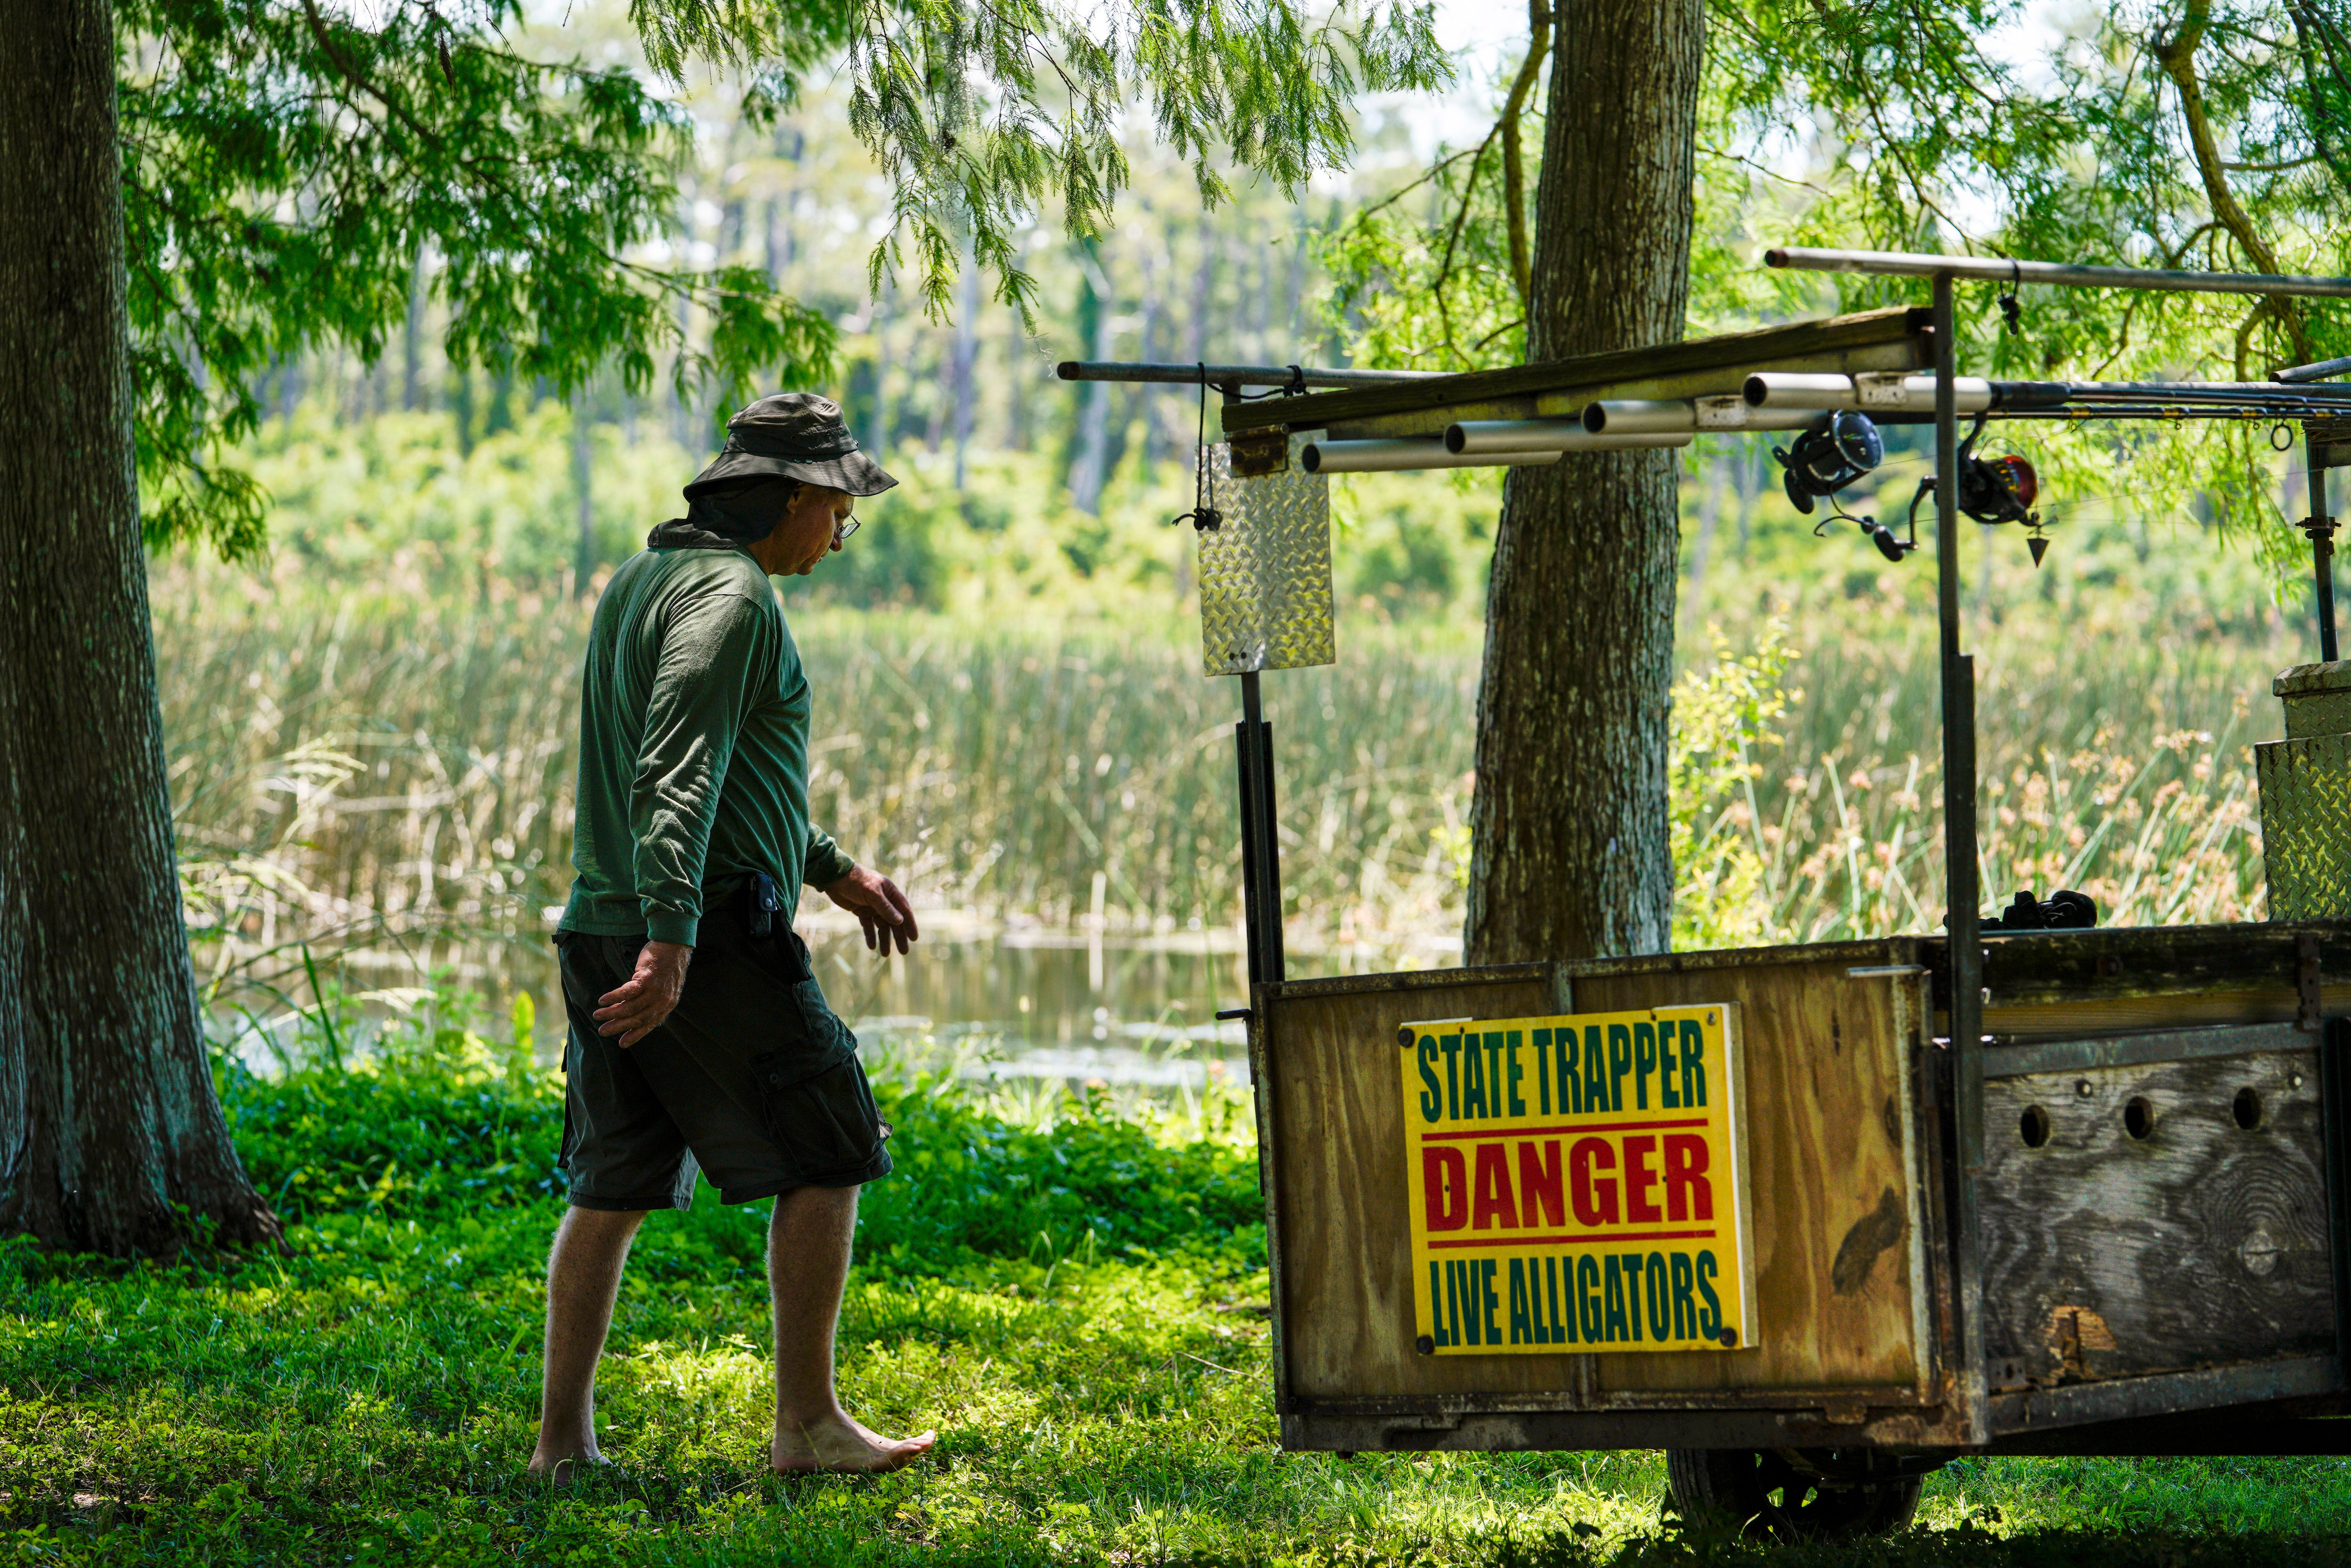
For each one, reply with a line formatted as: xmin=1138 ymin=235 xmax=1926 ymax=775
xmin=1665 ymin=1448 xmax=1927 ymax=1540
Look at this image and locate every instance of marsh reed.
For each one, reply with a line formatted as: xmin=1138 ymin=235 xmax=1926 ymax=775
xmin=1717 ymin=625 xmax=2276 ymax=941
xmin=155 ymin=566 xmax=2287 ymax=1000
xmin=156 ymin=572 xmax=1481 ymax=988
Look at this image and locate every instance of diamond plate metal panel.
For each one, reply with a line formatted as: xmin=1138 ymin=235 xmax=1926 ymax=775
xmin=2276 ymin=661 xmax=2351 ymax=739
xmin=1197 ymin=436 xmax=1336 ymax=676
xmin=2285 ymin=691 xmax=2351 ymax=740
xmin=2258 ymin=734 xmax=2351 ymax=919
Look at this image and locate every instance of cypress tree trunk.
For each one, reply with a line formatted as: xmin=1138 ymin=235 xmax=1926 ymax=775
xmin=0 ymin=0 xmax=281 ymax=1256
xmin=1465 ymin=0 xmax=1704 ymax=964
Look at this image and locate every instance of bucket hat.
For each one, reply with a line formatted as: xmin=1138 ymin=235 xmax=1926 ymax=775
xmin=683 ymin=393 xmax=898 ymax=499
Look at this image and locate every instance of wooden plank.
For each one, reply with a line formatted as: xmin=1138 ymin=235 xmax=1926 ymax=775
xmin=1978 ymin=985 xmax=2351 ymax=1043
xmin=1560 ymin=937 xmax=1930 ymax=979
xmin=1217 ymin=307 xmax=1930 ymax=435
xmin=1986 ymin=1022 xmax=2307 ymax=1078
xmin=1903 ymin=923 xmax=2351 ymax=1042
xmin=1937 ymin=923 xmax=2351 ymax=1008
xmin=1295 ymin=1398 xmax=2351 ymax=1455
xmin=1569 ymin=949 xmax=1930 ymax=1401
xmin=1263 ymin=969 xmax=1561 ymax=1401
xmin=1262 ymin=964 xmax=1550 ymax=1002
xmin=1261 ymin=942 xmax=1932 ymax=1409
xmin=1977 ymin=1048 xmax=2332 ymax=1391
xmin=1991 ymin=1356 xmax=2344 ymax=1435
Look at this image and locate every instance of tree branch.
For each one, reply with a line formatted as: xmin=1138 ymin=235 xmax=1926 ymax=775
xmin=1498 ymin=0 xmax=1551 ymax=312
xmin=2222 ymin=154 xmax=2321 ymax=171
xmin=1430 ymin=121 xmax=1501 ymax=366
xmin=1340 ymin=145 xmax=1486 ymax=228
xmin=2155 ymin=0 xmax=2310 ymax=359
xmin=2289 ymin=2 xmax=2351 ymax=191
xmin=2234 ymin=298 xmax=2264 ymax=382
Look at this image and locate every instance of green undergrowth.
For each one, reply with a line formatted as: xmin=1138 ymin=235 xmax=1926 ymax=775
xmin=219 ymin=1024 xmax=1267 ymax=1277
xmin=6 ymin=1031 xmax=2351 ymax=1563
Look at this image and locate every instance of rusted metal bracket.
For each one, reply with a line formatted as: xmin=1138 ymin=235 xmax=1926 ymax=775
xmin=1227 ymin=428 xmax=1289 ymax=477
xmin=2307 ymin=414 xmax=2351 ymax=472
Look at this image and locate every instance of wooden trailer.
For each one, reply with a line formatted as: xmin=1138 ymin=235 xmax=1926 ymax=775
xmin=1062 ymin=247 xmax=2351 ymax=1535
xmin=1249 ymin=929 xmax=2351 ymax=1471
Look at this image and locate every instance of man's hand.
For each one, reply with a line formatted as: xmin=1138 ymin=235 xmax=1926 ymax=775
xmin=594 ymin=940 xmax=692 ymax=1047
xmin=822 ymin=867 xmax=919 ymax=957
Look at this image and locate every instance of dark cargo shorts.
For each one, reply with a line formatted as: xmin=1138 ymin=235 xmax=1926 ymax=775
xmin=553 ymin=887 xmax=892 ymax=1211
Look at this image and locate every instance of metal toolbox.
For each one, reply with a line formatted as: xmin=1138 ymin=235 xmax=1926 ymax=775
xmin=2259 ymin=662 xmax=2351 ymax=920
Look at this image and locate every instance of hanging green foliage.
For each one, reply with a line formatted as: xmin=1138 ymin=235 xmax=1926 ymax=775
xmin=120 ymin=0 xmax=841 ymax=557
xmin=119 ymin=0 xmax=1451 ymax=559
xmin=1320 ymin=1 xmax=2351 ymax=570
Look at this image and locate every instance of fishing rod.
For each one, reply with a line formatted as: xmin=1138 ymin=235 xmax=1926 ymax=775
xmin=1765 ymin=245 xmax=2351 ymax=299
xmin=1740 ymin=372 xmax=2351 ymax=415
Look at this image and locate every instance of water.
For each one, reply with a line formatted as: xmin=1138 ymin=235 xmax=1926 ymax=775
xmin=219 ymin=918 xmax=1258 ymax=1088
xmin=802 ymin=924 xmax=1253 ymax=1087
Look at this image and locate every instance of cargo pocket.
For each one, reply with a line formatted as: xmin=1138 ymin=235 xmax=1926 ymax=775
xmin=757 ymin=1053 xmax=887 ymax=1184
xmin=790 ymin=977 xmax=857 ymax=1056
xmin=556 ymin=1086 xmax=582 ymax=1191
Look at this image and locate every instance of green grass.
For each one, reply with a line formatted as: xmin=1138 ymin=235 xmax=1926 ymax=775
xmin=6 ymin=1020 xmax=2351 ymax=1565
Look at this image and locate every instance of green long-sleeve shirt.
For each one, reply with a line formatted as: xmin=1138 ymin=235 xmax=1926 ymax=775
xmin=560 ymin=545 xmax=855 ymax=946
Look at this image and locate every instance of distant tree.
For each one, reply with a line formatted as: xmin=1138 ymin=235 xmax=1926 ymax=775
xmin=0 ymin=0 xmax=1445 ymax=1256
xmin=1321 ymin=0 xmax=2351 ymax=964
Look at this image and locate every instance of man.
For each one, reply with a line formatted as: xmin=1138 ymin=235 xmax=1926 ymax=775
xmin=529 ymin=393 xmax=935 ymax=1478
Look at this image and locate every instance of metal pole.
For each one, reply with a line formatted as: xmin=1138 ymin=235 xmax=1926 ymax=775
xmin=1933 ymin=270 xmax=1990 ymax=1443
xmin=1056 ymin=361 xmax=1444 ymax=388
xmin=1234 ymin=669 xmax=1286 ymax=987
xmin=2313 ymin=431 xmax=2340 ymax=663
xmin=1767 ymin=246 xmax=2351 ymax=300
xmin=1235 ymin=676 xmax=1264 ymax=986
xmin=2280 ymin=354 xmax=2351 ymax=385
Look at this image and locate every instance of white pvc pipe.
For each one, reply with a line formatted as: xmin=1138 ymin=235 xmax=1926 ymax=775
xmin=1579 ymin=400 xmax=1696 ymax=436
xmin=1448 ymin=418 xmax=1586 ymax=452
xmin=1302 ymin=440 xmax=1564 ymax=473
xmin=1447 ymin=420 xmax=1693 ymax=453
xmin=1740 ymin=373 xmax=1856 ymax=408
xmin=1743 ymin=371 xmax=1994 ymax=413
xmin=1691 ymin=396 xmax=1827 ymax=432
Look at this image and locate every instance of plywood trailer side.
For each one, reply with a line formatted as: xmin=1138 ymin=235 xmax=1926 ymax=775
xmin=1255 ymin=943 xmax=1946 ymax=1432
xmin=1253 ymin=925 xmax=2351 ymax=1454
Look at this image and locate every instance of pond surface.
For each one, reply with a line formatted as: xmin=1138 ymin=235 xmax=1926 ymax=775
xmin=246 ymin=918 xmax=1264 ymax=1088
xmin=801 ymin=923 xmax=1256 ymax=1087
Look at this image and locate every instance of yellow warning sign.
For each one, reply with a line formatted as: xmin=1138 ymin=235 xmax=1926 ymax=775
xmin=1396 ymin=1004 xmax=1755 ymax=1355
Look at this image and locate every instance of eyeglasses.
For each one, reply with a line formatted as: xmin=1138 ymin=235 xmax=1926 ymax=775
xmin=833 ymin=517 xmax=859 ymax=545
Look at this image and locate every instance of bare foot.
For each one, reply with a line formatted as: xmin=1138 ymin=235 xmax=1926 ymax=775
xmin=772 ymin=1412 xmax=936 ymax=1474
xmin=526 ymin=1450 xmax=610 ymax=1484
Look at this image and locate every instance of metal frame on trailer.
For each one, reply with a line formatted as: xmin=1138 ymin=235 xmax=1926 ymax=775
xmin=1772 ymin=248 xmax=2351 ymax=1454
xmin=1058 ymin=250 xmax=2351 ymax=1456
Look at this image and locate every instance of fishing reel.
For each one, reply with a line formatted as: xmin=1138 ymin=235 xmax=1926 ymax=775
xmin=1910 ymin=412 xmax=2053 ymax=565
xmin=1777 ymin=410 xmax=1883 ymax=513
xmin=1777 ymin=410 xmax=1912 ymax=562
xmin=1983 ymin=887 xmax=2097 ymax=931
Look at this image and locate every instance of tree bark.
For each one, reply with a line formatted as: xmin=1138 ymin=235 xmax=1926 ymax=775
xmin=0 ymin=0 xmax=281 ymax=1256
xmin=1465 ymin=0 xmax=1704 ymax=965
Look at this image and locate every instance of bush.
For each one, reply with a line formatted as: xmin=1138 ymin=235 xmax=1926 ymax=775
xmin=220 ymin=1006 xmax=1265 ymax=1274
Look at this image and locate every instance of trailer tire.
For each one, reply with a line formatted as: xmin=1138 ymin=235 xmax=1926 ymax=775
xmin=1665 ymin=1448 xmax=1926 ymax=1540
